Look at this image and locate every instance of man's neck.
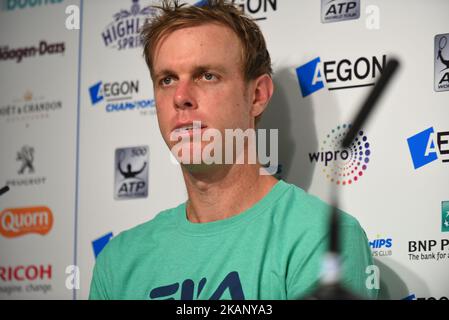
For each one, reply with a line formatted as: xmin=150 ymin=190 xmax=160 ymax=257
xmin=182 ymin=163 xmax=278 ymax=223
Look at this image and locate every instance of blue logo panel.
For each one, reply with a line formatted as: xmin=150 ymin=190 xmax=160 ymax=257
xmin=296 ymin=57 xmax=324 ymax=97
xmin=89 ymin=81 xmax=103 ymax=105
xmin=92 ymin=232 xmax=114 ymax=258
xmin=407 ymin=127 xmax=438 ymax=169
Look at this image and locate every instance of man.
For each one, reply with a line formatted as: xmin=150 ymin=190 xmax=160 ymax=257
xmin=89 ymin=0 xmax=376 ymax=300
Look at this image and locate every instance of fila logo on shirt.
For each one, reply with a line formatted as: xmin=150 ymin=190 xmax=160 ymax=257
xmin=149 ymin=271 xmax=245 ymax=300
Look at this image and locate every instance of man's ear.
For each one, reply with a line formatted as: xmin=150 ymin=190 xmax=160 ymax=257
xmin=250 ymin=74 xmax=274 ymax=118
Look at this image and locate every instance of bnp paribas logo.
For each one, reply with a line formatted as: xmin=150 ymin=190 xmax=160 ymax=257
xmin=442 ymin=201 xmax=449 ymax=232
xmin=435 ymin=33 xmax=449 ymax=92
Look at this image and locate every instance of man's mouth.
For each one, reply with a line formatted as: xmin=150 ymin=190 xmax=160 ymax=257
xmin=172 ymin=121 xmax=207 ymax=134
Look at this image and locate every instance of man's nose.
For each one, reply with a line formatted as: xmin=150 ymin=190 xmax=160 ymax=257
xmin=174 ymin=80 xmax=197 ymax=110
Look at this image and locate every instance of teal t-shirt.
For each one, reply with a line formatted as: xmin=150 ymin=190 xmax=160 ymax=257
xmin=89 ymin=180 xmax=377 ymax=300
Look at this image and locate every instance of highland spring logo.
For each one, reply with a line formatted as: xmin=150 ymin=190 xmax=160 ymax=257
xmin=308 ymin=124 xmax=371 ymax=185
xmin=101 ymin=0 xmax=157 ymax=50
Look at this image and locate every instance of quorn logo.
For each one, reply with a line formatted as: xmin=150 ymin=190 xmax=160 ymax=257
xmin=0 ymin=206 xmax=53 ymax=238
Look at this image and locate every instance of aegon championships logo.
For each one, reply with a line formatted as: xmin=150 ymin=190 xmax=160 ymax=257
xmin=309 ymin=124 xmax=371 ymax=185
xmin=89 ymin=80 xmax=155 ymax=114
xmin=407 ymin=126 xmax=449 ymax=169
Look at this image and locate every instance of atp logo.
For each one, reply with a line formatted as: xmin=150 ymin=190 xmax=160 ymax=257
xmin=149 ymin=271 xmax=245 ymax=300
xmin=407 ymin=127 xmax=449 ymax=169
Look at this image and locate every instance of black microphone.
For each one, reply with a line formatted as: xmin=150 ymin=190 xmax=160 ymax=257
xmin=303 ymin=58 xmax=400 ymax=300
xmin=0 ymin=185 xmax=9 ymax=197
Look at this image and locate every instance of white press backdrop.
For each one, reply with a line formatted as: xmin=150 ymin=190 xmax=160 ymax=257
xmin=0 ymin=0 xmax=448 ymax=300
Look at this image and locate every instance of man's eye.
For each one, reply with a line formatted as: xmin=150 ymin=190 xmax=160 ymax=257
xmin=161 ymin=77 xmax=173 ymax=86
xmin=202 ymin=72 xmax=216 ymax=81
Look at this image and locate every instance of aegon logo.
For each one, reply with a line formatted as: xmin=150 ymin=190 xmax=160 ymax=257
xmin=232 ymin=0 xmax=277 ymax=21
xmin=407 ymin=127 xmax=449 ymax=169
xmin=0 ymin=265 xmax=52 ymax=281
xmin=296 ymin=54 xmax=387 ymax=97
xmin=89 ymin=80 xmax=139 ymax=105
xmin=1 ymin=0 xmax=63 ymax=11
xmin=89 ymin=80 xmax=155 ymax=113
xmin=0 ymin=206 xmax=53 ymax=238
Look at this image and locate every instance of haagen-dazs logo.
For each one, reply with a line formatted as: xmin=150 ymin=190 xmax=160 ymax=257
xmin=308 ymin=124 xmax=371 ymax=186
xmin=435 ymin=33 xmax=449 ymax=92
xmin=0 ymin=206 xmax=53 ymax=238
xmin=115 ymin=146 xmax=149 ymax=200
xmin=0 ymin=41 xmax=65 ymax=63
xmin=321 ymin=0 xmax=360 ymax=24
xmin=102 ymin=0 xmax=157 ymax=50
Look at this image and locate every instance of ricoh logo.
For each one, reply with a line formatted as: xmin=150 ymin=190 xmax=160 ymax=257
xmin=0 ymin=206 xmax=53 ymax=238
xmin=101 ymin=0 xmax=156 ymax=50
xmin=407 ymin=127 xmax=449 ymax=170
xmin=296 ymin=54 xmax=387 ymax=97
xmin=369 ymin=236 xmax=393 ymax=257
xmin=0 ymin=265 xmax=52 ymax=282
xmin=321 ymin=0 xmax=360 ymax=24
xmin=308 ymin=124 xmax=371 ymax=186
xmin=1 ymin=0 xmax=63 ymax=11
xmin=89 ymin=80 xmax=155 ymax=113
xmin=0 ymin=264 xmax=52 ymax=295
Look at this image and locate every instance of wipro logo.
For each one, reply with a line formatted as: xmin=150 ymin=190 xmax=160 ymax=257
xmin=407 ymin=127 xmax=449 ymax=169
xmin=309 ymin=124 xmax=371 ymax=186
xmin=296 ymin=55 xmax=387 ymax=97
xmin=1 ymin=0 xmax=63 ymax=11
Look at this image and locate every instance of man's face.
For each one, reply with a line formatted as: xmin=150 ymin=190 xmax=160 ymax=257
xmin=152 ymin=23 xmax=254 ymax=159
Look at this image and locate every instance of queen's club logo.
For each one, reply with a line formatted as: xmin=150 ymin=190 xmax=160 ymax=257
xmin=17 ymin=145 xmax=34 ymax=174
xmin=435 ymin=33 xmax=449 ymax=92
xmin=114 ymin=146 xmax=149 ymax=200
xmin=308 ymin=124 xmax=371 ymax=186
